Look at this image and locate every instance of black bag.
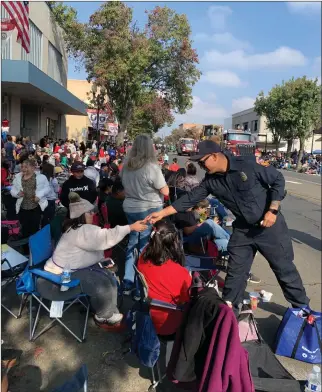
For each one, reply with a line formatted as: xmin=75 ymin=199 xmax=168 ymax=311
xmin=243 ymin=336 xmax=305 ymax=392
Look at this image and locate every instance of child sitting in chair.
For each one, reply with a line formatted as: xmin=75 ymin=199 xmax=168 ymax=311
xmin=137 ymin=220 xmax=192 ymax=336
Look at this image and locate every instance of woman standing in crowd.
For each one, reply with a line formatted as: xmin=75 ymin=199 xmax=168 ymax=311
xmin=121 ymin=134 xmax=169 ymax=295
xmin=41 ymin=163 xmax=60 ymax=227
xmin=80 ymin=141 xmax=86 ymax=156
xmin=10 ymin=159 xmax=50 ymax=238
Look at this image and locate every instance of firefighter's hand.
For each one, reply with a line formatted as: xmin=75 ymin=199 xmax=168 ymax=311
xmin=261 ymin=211 xmax=277 ymax=228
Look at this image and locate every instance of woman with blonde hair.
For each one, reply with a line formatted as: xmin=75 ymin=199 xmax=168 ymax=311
xmin=121 ymin=134 xmax=169 ymax=296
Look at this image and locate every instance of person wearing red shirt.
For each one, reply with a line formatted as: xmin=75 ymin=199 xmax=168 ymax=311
xmin=137 ymin=220 xmax=192 ymax=336
xmin=169 ymin=157 xmax=180 ymax=172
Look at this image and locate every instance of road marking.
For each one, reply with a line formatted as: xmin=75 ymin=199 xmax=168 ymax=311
xmin=284 ymin=177 xmax=321 ymax=186
xmin=286 ymin=180 xmax=302 ymax=185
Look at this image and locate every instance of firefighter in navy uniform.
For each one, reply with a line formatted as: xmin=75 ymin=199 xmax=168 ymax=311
xmin=147 ymin=140 xmax=309 ymax=314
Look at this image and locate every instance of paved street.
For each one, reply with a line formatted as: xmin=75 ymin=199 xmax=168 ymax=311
xmin=1 ymin=153 xmax=321 ymax=391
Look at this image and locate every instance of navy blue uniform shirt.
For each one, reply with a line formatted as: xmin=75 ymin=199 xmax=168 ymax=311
xmin=171 ymin=154 xmax=285 ymax=226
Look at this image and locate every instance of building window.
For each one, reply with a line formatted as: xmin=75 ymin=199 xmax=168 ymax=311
xmin=21 ymin=20 xmax=42 ymax=69
xmin=48 ymin=42 xmax=63 ymax=85
xmin=243 ymin=122 xmax=249 ymax=131
xmin=235 ymin=124 xmax=240 ymax=128
xmin=251 ymin=120 xmax=258 ymax=132
xmin=1 ymin=6 xmax=12 ymax=60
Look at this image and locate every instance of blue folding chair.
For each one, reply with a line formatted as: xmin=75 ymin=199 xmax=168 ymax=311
xmin=25 ymin=225 xmax=90 ymax=343
xmin=52 ymin=364 xmax=88 ymax=392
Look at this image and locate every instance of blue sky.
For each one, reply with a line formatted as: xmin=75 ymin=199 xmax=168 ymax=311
xmin=66 ymin=1 xmax=321 ymax=135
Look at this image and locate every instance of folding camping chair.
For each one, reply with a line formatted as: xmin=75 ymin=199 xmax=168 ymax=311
xmin=26 ymin=225 xmax=90 ymax=343
xmin=2 ymin=257 xmax=28 ymax=319
xmin=52 ymin=364 xmax=88 ymax=392
xmin=132 ymin=263 xmax=183 ymax=392
xmin=181 ymin=230 xmax=228 ymax=289
xmin=1 ymin=221 xmax=29 ymax=318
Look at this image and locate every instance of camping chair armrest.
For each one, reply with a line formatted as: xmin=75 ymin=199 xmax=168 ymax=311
xmin=149 ymin=298 xmax=184 ymax=311
xmin=7 ymin=237 xmax=30 ymax=248
xmin=30 ymin=269 xmax=80 ymax=288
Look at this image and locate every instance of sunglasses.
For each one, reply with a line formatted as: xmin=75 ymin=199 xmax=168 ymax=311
xmin=198 ymin=154 xmax=212 ymax=170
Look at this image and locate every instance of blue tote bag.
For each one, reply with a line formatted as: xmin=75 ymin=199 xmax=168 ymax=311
xmin=275 ymin=308 xmax=322 ymax=364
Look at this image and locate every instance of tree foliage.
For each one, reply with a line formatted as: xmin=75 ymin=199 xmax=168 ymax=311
xmin=283 ymin=77 xmax=321 ymax=168
xmin=127 ymin=93 xmax=174 ymax=139
xmin=49 ymin=1 xmax=201 ymax=144
xmin=254 ymin=76 xmax=321 ymax=162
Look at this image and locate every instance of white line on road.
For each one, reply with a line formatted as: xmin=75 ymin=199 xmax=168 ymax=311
xmin=286 ymin=181 xmax=302 ymax=184
xmin=284 ymin=177 xmax=321 ymax=186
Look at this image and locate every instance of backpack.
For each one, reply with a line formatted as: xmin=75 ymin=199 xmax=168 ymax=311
xmin=126 ymin=303 xmax=160 ymax=368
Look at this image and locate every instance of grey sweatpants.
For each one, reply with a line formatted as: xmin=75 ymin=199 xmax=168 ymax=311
xmin=36 ymin=268 xmax=119 ymax=319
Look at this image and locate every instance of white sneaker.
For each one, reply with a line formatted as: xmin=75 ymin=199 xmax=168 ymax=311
xmin=94 ymin=313 xmax=123 ymax=325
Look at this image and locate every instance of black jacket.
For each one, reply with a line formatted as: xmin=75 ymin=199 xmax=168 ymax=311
xmin=172 ymin=154 xmax=285 ymax=226
xmin=60 ymin=175 xmax=97 ymax=208
xmin=169 ymin=287 xmax=225 ymax=382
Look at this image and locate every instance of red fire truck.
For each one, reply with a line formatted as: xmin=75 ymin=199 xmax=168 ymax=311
xmin=222 ymin=128 xmax=256 ymax=156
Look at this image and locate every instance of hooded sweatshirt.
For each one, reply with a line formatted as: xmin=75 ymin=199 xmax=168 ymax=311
xmin=60 ymin=175 xmax=97 ymax=208
xmin=84 ymin=166 xmax=100 ymax=186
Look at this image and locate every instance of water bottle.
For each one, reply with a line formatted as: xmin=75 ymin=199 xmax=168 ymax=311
xmin=305 ymin=365 xmax=321 ymax=392
xmin=60 ymin=263 xmax=71 ymax=292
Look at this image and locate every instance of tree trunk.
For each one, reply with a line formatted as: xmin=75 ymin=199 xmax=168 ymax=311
xmin=274 ymin=137 xmax=280 ymax=154
xmin=116 ymin=106 xmax=133 ymax=146
xmin=286 ymin=138 xmax=293 ymax=158
xmin=116 ymin=121 xmax=127 ymax=146
xmin=296 ymin=138 xmax=305 ymax=171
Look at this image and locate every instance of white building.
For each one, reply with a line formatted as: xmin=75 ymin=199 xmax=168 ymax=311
xmin=1 ymin=2 xmax=86 ymax=140
xmin=232 ymin=107 xmax=321 ymax=152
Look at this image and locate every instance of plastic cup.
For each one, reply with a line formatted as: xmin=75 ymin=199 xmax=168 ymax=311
xmin=249 ymin=292 xmax=259 ymax=310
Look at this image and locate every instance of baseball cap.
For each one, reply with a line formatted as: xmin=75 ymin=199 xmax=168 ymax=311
xmin=71 ymin=162 xmax=85 ymax=172
xmin=189 ymin=140 xmax=222 ymax=161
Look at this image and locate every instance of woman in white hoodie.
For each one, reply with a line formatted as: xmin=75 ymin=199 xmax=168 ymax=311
xmin=42 ymin=192 xmax=147 ymax=329
xmin=11 ymin=159 xmax=50 ymax=238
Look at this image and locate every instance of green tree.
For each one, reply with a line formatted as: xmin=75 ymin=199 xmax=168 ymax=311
xmin=254 ymin=86 xmax=291 ymax=154
xmin=127 ymin=93 xmax=175 ymax=139
xmin=283 ymin=77 xmax=321 ymax=170
xmin=49 ymin=2 xmax=200 ymax=144
xmin=167 ymin=127 xmax=186 ymax=145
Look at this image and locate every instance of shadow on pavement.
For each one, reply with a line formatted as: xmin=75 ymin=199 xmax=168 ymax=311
xmin=289 ymin=229 xmax=322 ymax=251
xmin=255 ymin=314 xmax=281 ymax=348
xmin=258 ymin=301 xmax=288 ymax=318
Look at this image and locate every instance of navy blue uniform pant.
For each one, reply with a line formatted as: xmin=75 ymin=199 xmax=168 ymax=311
xmin=223 ymin=213 xmax=309 ymax=311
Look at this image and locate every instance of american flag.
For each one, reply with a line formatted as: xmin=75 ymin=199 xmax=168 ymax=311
xmin=2 ymin=1 xmax=30 ymax=53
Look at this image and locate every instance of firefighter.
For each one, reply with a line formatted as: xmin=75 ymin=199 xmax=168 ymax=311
xmin=147 ymin=140 xmax=309 ymax=315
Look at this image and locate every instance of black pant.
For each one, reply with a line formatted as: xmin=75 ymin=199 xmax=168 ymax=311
xmin=223 ymin=213 xmax=309 ymax=311
xmin=18 ymin=206 xmax=42 ymax=238
xmin=42 ymin=200 xmax=56 ymax=227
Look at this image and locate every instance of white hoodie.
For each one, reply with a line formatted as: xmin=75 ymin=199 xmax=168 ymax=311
xmin=84 ymin=166 xmax=100 ymax=187
xmin=11 ymin=172 xmax=50 ymax=213
xmin=45 ymin=224 xmax=130 ymax=274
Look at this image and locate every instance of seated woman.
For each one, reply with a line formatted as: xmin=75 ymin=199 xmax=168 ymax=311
xmin=167 ymin=168 xmax=187 ymax=203
xmin=137 ymin=220 xmax=192 ymax=336
xmin=42 ymin=192 xmax=147 ymax=329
